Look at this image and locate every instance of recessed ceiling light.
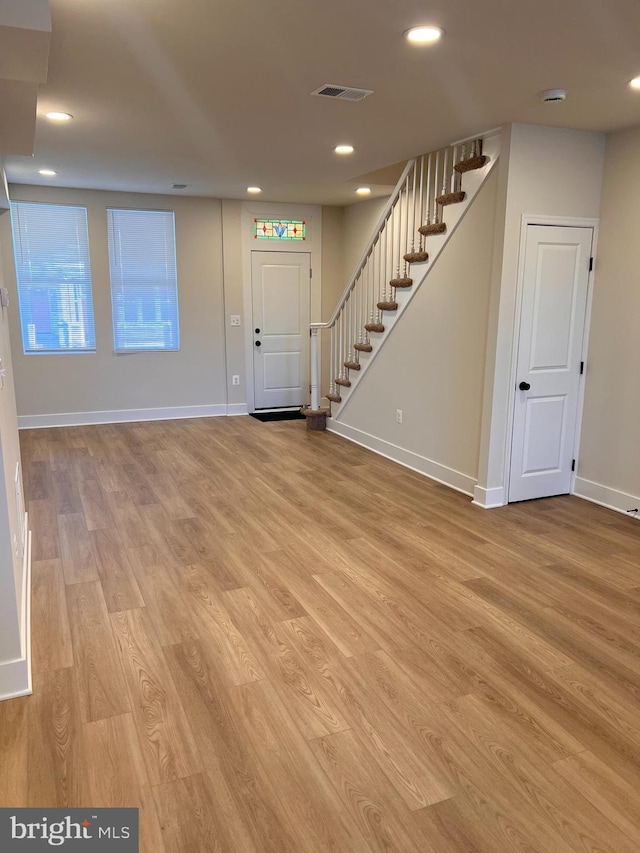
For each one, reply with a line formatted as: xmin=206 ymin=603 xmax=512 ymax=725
xmin=334 ymin=144 xmax=354 ymax=155
xmin=629 ymin=76 xmax=640 ymax=90
xmin=38 ymin=169 xmax=57 ymax=176
xmin=356 ymin=187 xmax=371 ymax=195
xmin=405 ymin=26 xmax=443 ymax=44
xmin=247 ymin=186 xmax=262 ymax=193
xmin=45 ymin=111 xmax=73 ymax=121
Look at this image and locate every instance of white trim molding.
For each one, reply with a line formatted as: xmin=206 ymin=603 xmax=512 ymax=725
xmin=472 ymin=485 xmax=506 ymax=509
xmin=574 ymin=477 xmax=640 ymax=520
xmin=0 ymin=528 xmax=32 ymax=701
xmin=17 ymin=404 xmax=237 ymax=429
xmin=328 ymin=420 xmax=476 ymax=497
xmin=226 ymin=403 xmax=249 ymax=417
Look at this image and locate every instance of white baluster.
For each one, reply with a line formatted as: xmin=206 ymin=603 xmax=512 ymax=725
xmin=404 ymin=174 xmax=410 ymax=273
xmin=410 ymin=162 xmax=417 ymax=253
xmin=339 ymin=307 xmax=343 ymax=379
xmin=434 ymin=149 xmax=441 ymax=223
xmin=442 ymin=147 xmax=449 ymax=196
xmin=418 ymin=155 xmax=425 ymax=248
xmin=451 ymin=145 xmax=458 ymax=192
xmin=372 ymin=236 xmax=379 ymax=323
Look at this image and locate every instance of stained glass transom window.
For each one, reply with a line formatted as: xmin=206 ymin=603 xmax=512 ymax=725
xmin=254 ymin=218 xmax=306 ymax=240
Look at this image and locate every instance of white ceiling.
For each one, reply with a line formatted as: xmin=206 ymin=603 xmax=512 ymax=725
xmin=4 ymin=0 xmax=640 ymax=205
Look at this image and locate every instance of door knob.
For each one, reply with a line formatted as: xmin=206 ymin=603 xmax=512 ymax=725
xmin=518 ymin=381 xmax=531 ymax=391
xmin=255 ymin=328 xmax=260 ymax=334
xmin=255 ymin=341 xmax=261 ymax=347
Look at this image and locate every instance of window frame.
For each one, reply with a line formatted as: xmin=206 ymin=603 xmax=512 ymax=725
xmin=107 ymin=206 xmax=181 ymax=354
xmin=10 ymin=200 xmax=96 ymax=356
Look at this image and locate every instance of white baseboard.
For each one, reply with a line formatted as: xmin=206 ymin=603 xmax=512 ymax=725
xmin=18 ymin=403 xmax=237 ymax=429
xmin=327 ymin=420 xmax=476 ymax=497
xmin=0 ymin=528 xmax=32 ymax=702
xmin=227 ymin=404 xmax=249 ymax=417
xmin=471 ymin=485 xmax=506 ymax=509
xmin=574 ymin=477 xmax=640 ymax=520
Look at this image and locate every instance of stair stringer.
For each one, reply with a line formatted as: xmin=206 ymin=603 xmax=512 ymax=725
xmin=328 ymin=134 xmax=500 ymax=422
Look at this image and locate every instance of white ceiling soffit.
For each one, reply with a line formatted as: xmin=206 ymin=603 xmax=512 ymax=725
xmin=4 ymin=0 xmax=640 ymax=203
xmin=0 ymin=0 xmax=51 ymax=156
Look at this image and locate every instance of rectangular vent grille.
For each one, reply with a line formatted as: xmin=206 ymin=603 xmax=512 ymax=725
xmin=311 ymin=84 xmax=373 ymax=102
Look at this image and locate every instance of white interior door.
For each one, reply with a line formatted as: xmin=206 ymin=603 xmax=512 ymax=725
xmin=252 ymin=251 xmax=311 ymax=409
xmin=509 ymin=225 xmax=592 ymax=503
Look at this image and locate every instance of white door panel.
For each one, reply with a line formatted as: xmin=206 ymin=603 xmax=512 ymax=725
xmin=509 ymin=225 xmax=592 ymax=503
xmin=521 ymin=395 xmax=567 ymax=474
xmin=252 ymin=251 xmax=310 ymax=408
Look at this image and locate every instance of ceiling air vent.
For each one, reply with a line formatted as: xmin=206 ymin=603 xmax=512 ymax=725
xmin=172 ymin=183 xmax=188 ymax=190
xmin=311 ymin=84 xmax=373 ymax=102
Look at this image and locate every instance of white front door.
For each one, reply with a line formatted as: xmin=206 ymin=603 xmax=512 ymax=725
xmin=251 ymin=251 xmax=311 ymax=409
xmin=508 ymin=225 xmax=592 ymax=503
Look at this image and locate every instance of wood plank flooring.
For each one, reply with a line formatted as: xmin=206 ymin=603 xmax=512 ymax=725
xmin=4 ymin=415 xmax=640 ymax=851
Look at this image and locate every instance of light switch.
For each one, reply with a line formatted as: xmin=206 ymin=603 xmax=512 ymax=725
xmin=230 ymin=315 xmax=241 ymax=327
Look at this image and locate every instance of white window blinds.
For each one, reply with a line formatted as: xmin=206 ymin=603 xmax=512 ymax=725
xmin=107 ymin=208 xmax=180 ymax=352
xmin=10 ymin=202 xmax=96 ymax=354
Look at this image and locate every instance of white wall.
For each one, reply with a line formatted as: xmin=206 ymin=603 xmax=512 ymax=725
xmin=576 ymin=125 xmax=640 ymax=513
xmin=1 ymin=184 xmax=227 ymax=424
xmin=334 ymin=169 xmax=499 ymax=494
xmin=0 ymin=213 xmax=30 ymax=698
xmin=343 ymin=196 xmax=389 ymax=281
xmin=476 ymin=124 xmax=606 ymax=507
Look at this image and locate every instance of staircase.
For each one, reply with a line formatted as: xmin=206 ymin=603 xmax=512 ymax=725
xmin=306 ymin=131 xmax=500 ymax=423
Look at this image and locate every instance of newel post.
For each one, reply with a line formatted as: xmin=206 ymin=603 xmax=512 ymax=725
xmin=302 ymin=326 xmax=328 ymax=430
xmin=310 ymin=327 xmax=320 ymax=412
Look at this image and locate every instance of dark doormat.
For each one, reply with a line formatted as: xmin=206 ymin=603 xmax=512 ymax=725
xmin=250 ymin=409 xmax=305 ymax=422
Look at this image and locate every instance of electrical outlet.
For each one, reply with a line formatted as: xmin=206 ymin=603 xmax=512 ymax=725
xmin=396 ymin=409 xmax=403 ymax=424
xmin=230 ymin=315 xmax=241 ymax=327
xmin=232 ymin=375 xmax=240 ymax=386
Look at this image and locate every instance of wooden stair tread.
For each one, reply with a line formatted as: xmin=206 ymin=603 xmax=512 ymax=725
xmin=353 ymin=342 xmax=373 ymax=353
xmin=403 ymin=251 xmax=429 ymax=263
xmin=335 ymin=376 xmax=351 ymax=387
xmin=344 ymin=360 xmax=361 ymax=371
xmin=436 ymin=190 xmax=466 ymax=206
xmin=377 ymin=300 xmax=398 ymax=311
xmin=326 ymin=392 xmax=342 ymax=403
xmin=454 ymin=154 xmax=488 ymax=174
xmin=418 ymin=221 xmax=446 ymax=236
xmin=364 ymin=322 xmax=385 ymax=333
xmin=390 ymin=277 xmax=413 ymax=288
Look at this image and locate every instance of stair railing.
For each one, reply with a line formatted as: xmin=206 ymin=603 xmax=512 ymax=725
xmin=310 ymin=139 xmax=480 ymax=411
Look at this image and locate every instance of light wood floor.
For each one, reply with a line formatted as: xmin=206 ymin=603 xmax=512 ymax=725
xmin=3 ymin=416 xmax=640 ymax=851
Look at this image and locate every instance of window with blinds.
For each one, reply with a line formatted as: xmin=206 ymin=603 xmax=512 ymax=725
xmin=10 ymin=202 xmax=96 ymax=354
xmin=107 ymin=208 xmax=180 ymax=352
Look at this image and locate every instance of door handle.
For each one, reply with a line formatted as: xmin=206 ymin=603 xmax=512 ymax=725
xmin=255 ymin=341 xmax=261 ymax=347
xmin=518 ymin=381 xmax=531 ymax=391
